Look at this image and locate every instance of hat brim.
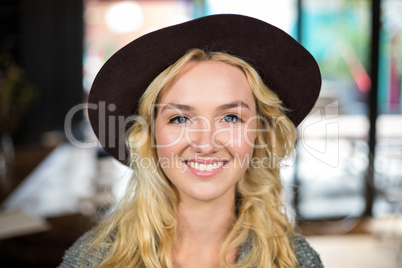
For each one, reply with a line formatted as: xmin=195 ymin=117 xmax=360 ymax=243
xmin=88 ymin=14 xmax=321 ymax=163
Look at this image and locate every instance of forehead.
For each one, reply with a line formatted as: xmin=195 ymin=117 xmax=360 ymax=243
xmin=158 ymin=60 xmax=255 ymax=110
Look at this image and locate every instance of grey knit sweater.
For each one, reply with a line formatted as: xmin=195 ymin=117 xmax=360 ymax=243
xmin=59 ymin=230 xmax=323 ymax=267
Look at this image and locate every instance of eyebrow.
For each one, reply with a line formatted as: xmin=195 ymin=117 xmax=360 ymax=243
xmin=160 ymin=103 xmax=194 ymax=113
xmin=217 ymin=101 xmax=250 ymax=111
xmin=160 ymin=101 xmax=250 ymax=113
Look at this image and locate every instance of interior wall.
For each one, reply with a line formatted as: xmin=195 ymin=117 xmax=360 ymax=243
xmin=15 ymin=0 xmax=84 ymax=144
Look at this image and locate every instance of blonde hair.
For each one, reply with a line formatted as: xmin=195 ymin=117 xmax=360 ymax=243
xmin=88 ymin=49 xmax=298 ymax=267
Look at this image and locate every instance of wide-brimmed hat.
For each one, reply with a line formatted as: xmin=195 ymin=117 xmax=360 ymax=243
xmin=88 ymin=14 xmax=321 ymax=163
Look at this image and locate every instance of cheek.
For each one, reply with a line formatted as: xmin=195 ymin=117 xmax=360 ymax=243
xmin=228 ymin=121 xmax=258 ymax=149
xmin=234 ymin=121 xmax=257 ymax=160
xmin=213 ymin=125 xmax=257 ymax=148
xmin=156 ymin=130 xmax=183 ymax=148
xmin=155 ymin=135 xmax=184 ymax=174
xmin=213 ymin=125 xmax=256 ymax=162
xmin=228 ymin=130 xmax=256 ymax=172
xmin=236 ymin=130 xmax=256 ymax=158
xmin=154 ymin=119 xmax=184 ymax=148
xmin=154 ymin=120 xmax=186 ymax=167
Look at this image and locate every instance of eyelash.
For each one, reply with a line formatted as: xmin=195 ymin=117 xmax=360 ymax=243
xmin=168 ymin=114 xmax=243 ymax=124
xmin=169 ymin=115 xmax=190 ymax=124
xmin=222 ymin=114 xmax=243 ymax=123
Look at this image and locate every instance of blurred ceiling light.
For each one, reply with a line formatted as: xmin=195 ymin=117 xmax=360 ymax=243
xmin=105 ymin=1 xmax=143 ymax=34
xmin=206 ymin=0 xmax=296 ymax=33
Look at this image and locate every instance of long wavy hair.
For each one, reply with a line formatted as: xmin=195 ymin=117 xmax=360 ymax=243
xmin=88 ymin=49 xmax=298 ymax=267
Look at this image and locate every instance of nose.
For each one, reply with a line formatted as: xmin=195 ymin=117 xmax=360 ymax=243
xmin=187 ymin=118 xmax=219 ymax=155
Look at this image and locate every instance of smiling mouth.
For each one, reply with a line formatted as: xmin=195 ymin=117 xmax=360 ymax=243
xmin=183 ymin=160 xmax=229 ymax=172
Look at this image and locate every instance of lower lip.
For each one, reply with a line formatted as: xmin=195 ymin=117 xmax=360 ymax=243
xmin=185 ymin=162 xmax=227 ymax=178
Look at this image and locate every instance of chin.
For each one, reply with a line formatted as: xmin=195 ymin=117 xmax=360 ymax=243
xmin=181 ymin=186 xmax=236 ymax=203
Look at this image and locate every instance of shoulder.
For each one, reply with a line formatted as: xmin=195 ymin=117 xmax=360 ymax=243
xmin=294 ymin=233 xmax=324 ymax=268
xmin=58 ymin=230 xmax=110 ymax=268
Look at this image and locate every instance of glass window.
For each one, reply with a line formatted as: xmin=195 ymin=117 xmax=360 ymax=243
xmin=205 ymin=0 xmax=297 ymax=34
xmin=82 ymin=0 xmax=402 ymax=220
xmin=297 ymin=0 xmax=371 ymax=219
xmin=373 ymin=0 xmax=402 ymax=217
xmin=83 ymin=0 xmax=193 ymax=93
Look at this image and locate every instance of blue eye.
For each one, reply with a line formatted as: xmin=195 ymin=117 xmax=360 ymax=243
xmin=169 ymin=115 xmax=189 ymax=124
xmin=223 ymin=114 xmax=243 ymax=123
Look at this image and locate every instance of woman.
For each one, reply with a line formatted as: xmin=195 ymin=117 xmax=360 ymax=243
xmin=60 ymin=14 xmax=323 ymax=267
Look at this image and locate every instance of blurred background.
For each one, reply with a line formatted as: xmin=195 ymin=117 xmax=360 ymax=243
xmin=0 ymin=0 xmax=401 ymax=267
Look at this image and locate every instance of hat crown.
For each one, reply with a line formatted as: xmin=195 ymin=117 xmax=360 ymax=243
xmin=88 ymin=14 xmax=321 ymax=164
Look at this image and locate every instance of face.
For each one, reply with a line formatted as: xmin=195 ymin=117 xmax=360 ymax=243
xmin=154 ymin=61 xmax=257 ymax=204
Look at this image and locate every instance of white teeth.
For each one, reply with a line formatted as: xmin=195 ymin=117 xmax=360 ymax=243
xmin=186 ymin=161 xmax=225 ymax=171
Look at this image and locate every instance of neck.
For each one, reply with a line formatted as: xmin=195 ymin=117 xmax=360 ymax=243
xmin=175 ymin=194 xmax=237 ymax=246
xmin=172 ymin=193 xmax=239 ymax=267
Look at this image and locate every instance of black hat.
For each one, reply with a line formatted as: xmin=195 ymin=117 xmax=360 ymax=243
xmin=88 ymin=14 xmax=321 ymax=163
